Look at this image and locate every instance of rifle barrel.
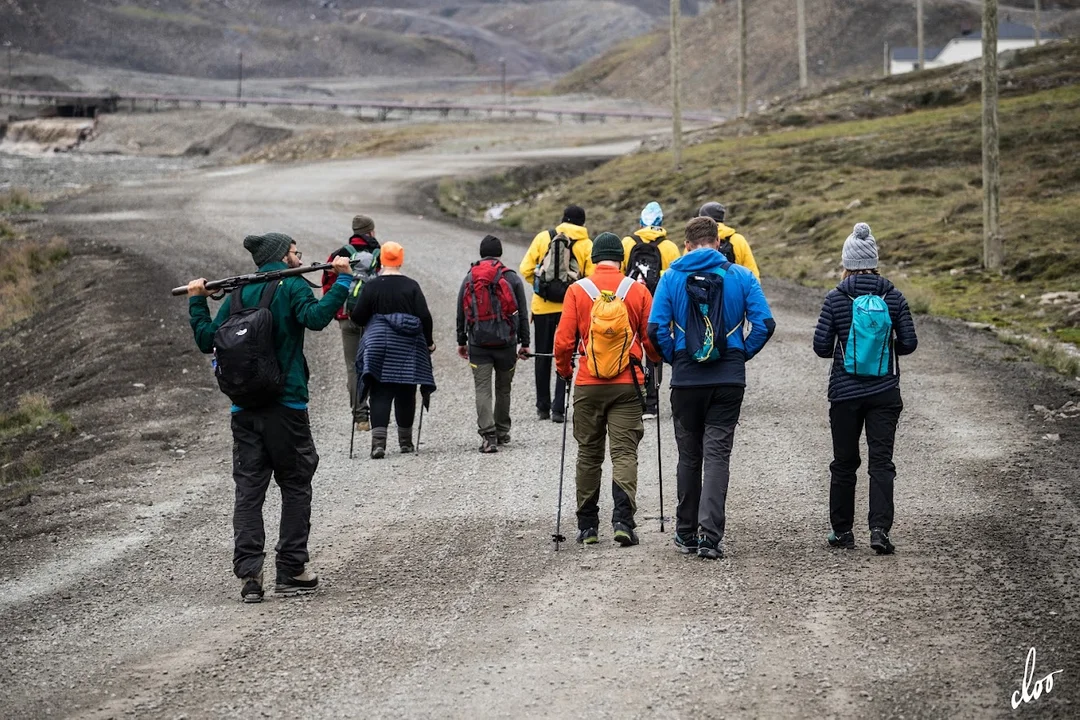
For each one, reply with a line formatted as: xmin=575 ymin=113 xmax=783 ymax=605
xmin=170 ymin=262 xmax=336 ymax=296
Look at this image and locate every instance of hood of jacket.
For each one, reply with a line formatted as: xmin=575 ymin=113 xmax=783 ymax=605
xmin=555 ymin=222 xmax=589 ymax=243
xmin=630 ymin=227 xmax=668 ymax=243
xmin=836 ymin=273 xmax=895 ymax=297
xmin=670 ymin=247 xmax=727 ymax=274
xmin=377 ymin=312 xmax=423 ymax=337
xmin=716 ymin=223 xmax=738 ymax=241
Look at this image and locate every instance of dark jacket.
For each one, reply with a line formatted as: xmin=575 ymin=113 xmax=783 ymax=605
xmin=813 ymin=274 xmax=918 ymax=403
xmin=189 ymin=261 xmax=350 ymax=409
xmin=350 ymin=273 xmax=434 ymax=347
xmin=647 ymin=247 xmax=776 ymax=388
xmin=455 ymin=258 xmax=530 ymax=349
xmin=322 ymin=233 xmax=380 ymax=322
xmin=354 ymin=313 xmax=436 ymax=406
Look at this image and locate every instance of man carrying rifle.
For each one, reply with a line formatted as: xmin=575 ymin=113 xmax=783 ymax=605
xmin=186 ymin=232 xmax=353 ymax=604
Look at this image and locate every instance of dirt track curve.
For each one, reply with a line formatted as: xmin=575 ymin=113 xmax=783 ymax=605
xmin=1 ymin=145 xmax=1078 ymax=719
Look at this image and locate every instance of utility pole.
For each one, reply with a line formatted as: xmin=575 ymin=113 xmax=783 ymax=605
xmin=917 ymin=0 xmax=925 ymax=70
xmin=670 ymin=0 xmax=683 ymax=171
xmin=1034 ymin=0 xmax=1041 ymax=46
xmin=982 ymin=0 xmax=1003 ymax=271
xmin=737 ymin=0 xmax=747 ymax=117
xmin=884 ymin=41 xmax=891 ymax=77
xmin=237 ymin=51 xmax=244 ymax=99
xmin=796 ymin=0 xmax=808 ymax=89
xmin=499 ymin=57 xmax=507 ymax=106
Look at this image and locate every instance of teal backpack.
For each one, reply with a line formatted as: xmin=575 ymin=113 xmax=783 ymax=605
xmin=842 ymin=293 xmax=892 ymax=377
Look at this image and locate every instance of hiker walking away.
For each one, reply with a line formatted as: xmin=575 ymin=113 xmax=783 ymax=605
xmin=321 ymin=214 xmax=381 ymax=432
xmin=648 ymin=217 xmax=775 ymax=559
xmin=519 ymin=205 xmax=594 ymax=424
xmin=351 ymin=241 xmax=436 ymax=459
xmin=813 ymin=223 xmax=917 ymax=555
xmin=555 ymin=233 xmax=660 ymax=547
xmin=697 ymin=202 xmax=760 ymax=279
xmin=622 ymin=201 xmax=680 ymax=420
xmin=187 ymin=233 xmax=354 ymax=603
xmin=457 ymin=235 xmax=530 ymax=453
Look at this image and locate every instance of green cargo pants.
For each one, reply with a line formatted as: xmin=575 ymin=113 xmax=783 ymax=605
xmin=470 ymin=345 xmax=517 ymax=438
xmin=340 ymin=319 xmax=369 ymax=420
xmin=573 ymin=383 xmax=645 ymax=530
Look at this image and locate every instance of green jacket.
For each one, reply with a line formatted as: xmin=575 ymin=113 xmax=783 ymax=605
xmin=189 ymin=261 xmax=350 ymax=409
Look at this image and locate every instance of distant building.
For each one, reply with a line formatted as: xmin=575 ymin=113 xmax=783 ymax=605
xmin=890 ymin=21 xmax=1060 ymax=75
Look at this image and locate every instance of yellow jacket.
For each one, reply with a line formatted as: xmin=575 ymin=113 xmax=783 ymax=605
xmin=690 ymin=224 xmax=760 ymax=279
xmin=622 ymin=227 xmax=681 ymax=274
xmin=519 ymin=222 xmax=594 ymax=315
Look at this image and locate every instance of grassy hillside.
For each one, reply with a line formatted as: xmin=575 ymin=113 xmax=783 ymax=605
xmin=556 ymin=0 xmax=1077 ymax=113
xmin=449 ymin=51 xmax=1080 ymax=350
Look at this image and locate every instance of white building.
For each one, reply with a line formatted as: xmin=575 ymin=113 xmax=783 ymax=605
xmin=890 ymin=21 xmax=1059 ymax=75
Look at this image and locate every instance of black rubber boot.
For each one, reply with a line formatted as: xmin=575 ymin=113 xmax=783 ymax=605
xmin=398 ymin=427 xmax=415 ymax=454
xmin=371 ymin=427 xmax=388 ymax=459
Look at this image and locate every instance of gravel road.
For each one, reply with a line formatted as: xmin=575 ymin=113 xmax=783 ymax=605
xmin=1 ymin=145 xmax=1078 ymax=719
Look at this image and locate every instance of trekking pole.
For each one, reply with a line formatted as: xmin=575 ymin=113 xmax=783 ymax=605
xmin=552 ymin=373 xmax=572 ymax=551
xmin=416 ymin=398 xmax=425 ymax=454
xmin=656 ymin=370 xmax=665 ymax=533
xmin=349 ymin=384 xmax=359 ymax=459
xmin=522 ymin=352 xmax=554 ymax=358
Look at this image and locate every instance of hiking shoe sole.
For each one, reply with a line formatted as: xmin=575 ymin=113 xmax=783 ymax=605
xmin=613 ymin=531 xmax=638 ymax=547
xmin=870 ymin=539 xmax=895 ymax=555
xmin=274 ymin=585 xmax=318 ymax=597
xmin=355 ymin=421 xmax=371 ymax=432
xmin=698 ymin=547 xmax=723 ymax=560
xmin=371 ymin=447 xmax=385 ymax=459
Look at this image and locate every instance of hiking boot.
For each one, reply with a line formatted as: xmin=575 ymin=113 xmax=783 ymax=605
xmin=354 ymin=409 xmax=371 ymax=433
xmin=673 ymin=532 xmax=698 ymax=555
xmin=479 ymin=435 xmax=499 ymax=454
xmin=576 ymin=527 xmax=599 ymax=545
xmin=275 ymin=566 xmax=319 ymax=596
xmin=697 ymin=535 xmax=724 ymax=560
xmin=870 ymin=528 xmax=895 ymax=555
xmin=497 ymin=433 xmax=511 ymax=446
xmin=240 ymin=572 xmax=263 ymax=604
xmin=642 ymin=404 xmax=658 ymax=421
xmin=551 ymin=411 xmax=565 ymax=424
xmin=828 ymin=530 xmax=856 ymax=549
xmin=371 ymin=428 xmax=387 ymax=459
xmin=537 ymin=409 xmax=550 ymax=421
xmin=613 ymin=523 xmax=639 ymax=547
xmin=398 ymin=427 xmax=415 ymax=454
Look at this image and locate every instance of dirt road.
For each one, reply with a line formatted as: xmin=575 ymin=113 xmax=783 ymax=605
xmin=1 ymin=145 xmax=1078 ymax=719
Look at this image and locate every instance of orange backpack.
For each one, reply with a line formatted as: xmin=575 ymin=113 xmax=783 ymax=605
xmin=577 ymin=277 xmax=636 ymax=380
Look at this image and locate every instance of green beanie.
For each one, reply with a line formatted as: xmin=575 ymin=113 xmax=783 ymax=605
xmin=243 ymin=232 xmax=293 ymax=267
xmin=591 ymin=232 xmax=624 ymax=264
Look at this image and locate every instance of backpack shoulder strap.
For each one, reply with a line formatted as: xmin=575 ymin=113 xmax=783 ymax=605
xmin=257 ymin=280 xmax=279 ymax=310
xmin=577 ymin=278 xmax=600 ymax=301
xmin=615 ymin=276 xmax=635 ymax=300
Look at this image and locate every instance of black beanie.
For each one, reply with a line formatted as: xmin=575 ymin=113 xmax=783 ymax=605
xmin=562 ymin=205 xmax=586 ymax=227
xmin=480 ymin=234 xmax=503 ymax=258
xmin=698 ymin=202 xmax=726 ymax=223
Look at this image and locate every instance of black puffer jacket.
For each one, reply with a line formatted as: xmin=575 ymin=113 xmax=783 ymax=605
xmin=813 ymin=274 xmax=918 ymax=403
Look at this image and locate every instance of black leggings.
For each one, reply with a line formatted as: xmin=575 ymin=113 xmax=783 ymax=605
xmin=368 ymin=381 xmax=417 ymax=429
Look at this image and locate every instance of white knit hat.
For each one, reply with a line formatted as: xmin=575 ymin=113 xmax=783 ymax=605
xmin=842 ymin=223 xmax=878 ymax=270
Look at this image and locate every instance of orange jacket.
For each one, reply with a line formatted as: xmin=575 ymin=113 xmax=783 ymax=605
xmin=554 ymin=264 xmax=660 ymax=385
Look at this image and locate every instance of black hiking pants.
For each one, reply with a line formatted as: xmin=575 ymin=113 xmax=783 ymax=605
xmin=369 ymin=381 xmax=417 ymax=429
xmin=532 ymin=312 xmax=566 ymax=415
xmin=671 ymin=385 xmax=744 ymax=542
xmin=231 ymin=405 xmax=319 ymax=579
xmin=829 ymin=387 xmax=903 ymax=534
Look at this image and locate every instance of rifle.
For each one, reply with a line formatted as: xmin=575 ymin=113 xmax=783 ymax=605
xmin=170 ymin=261 xmax=355 ymax=299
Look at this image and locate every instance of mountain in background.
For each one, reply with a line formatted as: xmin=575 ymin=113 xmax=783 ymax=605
xmin=557 ymin=0 xmax=1080 ymax=112
xmin=0 ymin=0 xmax=701 ymax=80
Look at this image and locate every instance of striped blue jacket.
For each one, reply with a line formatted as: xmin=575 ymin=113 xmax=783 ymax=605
xmin=355 ymin=313 xmax=437 ymax=405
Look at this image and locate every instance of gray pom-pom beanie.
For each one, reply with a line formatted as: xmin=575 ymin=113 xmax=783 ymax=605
xmin=841 ymin=223 xmax=878 ymax=270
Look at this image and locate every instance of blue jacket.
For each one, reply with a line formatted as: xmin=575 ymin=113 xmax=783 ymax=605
xmin=647 ymin=248 xmax=775 ymax=387
xmin=355 ymin=313 xmax=437 ymax=407
xmin=813 ymin=274 xmax=918 ymax=403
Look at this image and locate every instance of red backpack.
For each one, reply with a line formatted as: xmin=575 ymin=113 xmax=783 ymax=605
xmin=463 ymin=259 xmax=518 ymax=348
